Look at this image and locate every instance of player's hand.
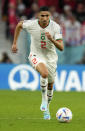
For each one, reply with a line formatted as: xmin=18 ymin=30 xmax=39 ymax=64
xmin=12 ymin=44 xmax=18 ymax=53
xmin=45 ymin=32 xmax=53 ymax=41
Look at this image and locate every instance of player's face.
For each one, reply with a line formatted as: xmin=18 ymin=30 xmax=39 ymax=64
xmin=38 ymin=11 xmax=50 ymax=25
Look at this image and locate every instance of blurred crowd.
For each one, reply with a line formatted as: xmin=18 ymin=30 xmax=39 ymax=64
xmin=0 ymin=52 xmax=12 ymax=63
xmin=1 ymin=0 xmax=85 ymax=64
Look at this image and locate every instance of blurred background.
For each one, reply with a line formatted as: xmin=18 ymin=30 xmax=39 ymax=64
xmin=0 ymin=0 xmax=85 ymax=65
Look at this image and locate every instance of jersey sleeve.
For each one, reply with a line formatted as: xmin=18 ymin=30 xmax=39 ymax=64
xmin=54 ymin=24 xmax=63 ymax=40
xmin=22 ymin=20 xmax=32 ymax=30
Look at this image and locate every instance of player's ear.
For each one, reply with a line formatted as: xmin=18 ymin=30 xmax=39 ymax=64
xmin=38 ymin=12 xmax=40 ymax=19
xmin=49 ymin=12 xmax=51 ymax=15
xmin=49 ymin=12 xmax=51 ymax=17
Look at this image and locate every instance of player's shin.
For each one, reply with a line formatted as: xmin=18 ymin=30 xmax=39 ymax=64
xmin=47 ymin=88 xmax=53 ymax=110
xmin=40 ymin=76 xmax=48 ymax=103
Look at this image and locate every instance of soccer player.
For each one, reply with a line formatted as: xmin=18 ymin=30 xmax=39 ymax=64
xmin=12 ymin=6 xmax=64 ymax=120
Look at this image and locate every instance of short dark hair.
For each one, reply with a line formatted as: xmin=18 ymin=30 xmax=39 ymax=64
xmin=39 ymin=6 xmax=49 ymax=12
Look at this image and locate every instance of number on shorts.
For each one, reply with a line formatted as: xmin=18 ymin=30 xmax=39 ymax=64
xmin=32 ymin=58 xmax=38 ymax=64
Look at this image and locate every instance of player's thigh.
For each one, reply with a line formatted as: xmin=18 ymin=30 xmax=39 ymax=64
xmin=36 ymin=63 xmax=48 ymax=78
xmin=28 ymin=53 xmax=48 ymax=78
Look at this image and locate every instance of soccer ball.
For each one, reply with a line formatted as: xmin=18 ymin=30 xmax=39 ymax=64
xmin=56 ymin=107 xmax=72 ymax=122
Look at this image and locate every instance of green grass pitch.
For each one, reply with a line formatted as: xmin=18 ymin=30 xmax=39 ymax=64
xmin=0 ymin=91 xmax=85 ymax=131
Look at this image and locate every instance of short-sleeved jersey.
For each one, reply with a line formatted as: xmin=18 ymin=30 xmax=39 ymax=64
xmin=22 ymin=19 xmax=62 ymax=63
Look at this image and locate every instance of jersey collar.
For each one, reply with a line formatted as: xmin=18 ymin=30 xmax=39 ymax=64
xmin=38 ymin=20 xmax=50 ymax=29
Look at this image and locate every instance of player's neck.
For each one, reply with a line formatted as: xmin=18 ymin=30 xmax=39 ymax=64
xmin=38 ymin=21 xmax=49 ymax=28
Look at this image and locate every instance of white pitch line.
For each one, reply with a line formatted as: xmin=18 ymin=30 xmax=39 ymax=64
xmin=0 ymin=117 xmax=55 ymax=120
xmin=17 ymin=117 xmax=44 ymax=120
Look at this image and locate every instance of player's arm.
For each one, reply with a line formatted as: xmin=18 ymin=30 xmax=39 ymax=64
xmin=12 ymin=21 xmax=23 ymax=53
xmin=45 ymin=32 xmax=64 ymax=51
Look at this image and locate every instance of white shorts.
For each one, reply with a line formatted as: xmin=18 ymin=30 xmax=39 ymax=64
xmin=28 ymin=52 xmax=57 ymax=83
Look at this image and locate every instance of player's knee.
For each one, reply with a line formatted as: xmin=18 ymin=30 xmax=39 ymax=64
xmin=41 ymin=70 xmax=48 ymax=78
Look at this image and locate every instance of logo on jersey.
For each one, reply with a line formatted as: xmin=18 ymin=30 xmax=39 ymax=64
xmin=41 ymin=33 xmax=46 ymax=40
xmin=8 ymin=64 xmax=39 ymax=90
